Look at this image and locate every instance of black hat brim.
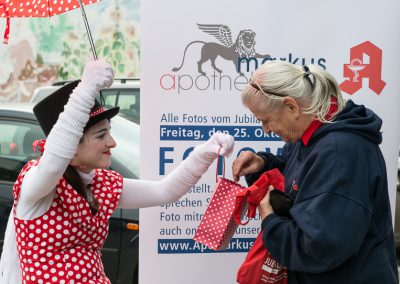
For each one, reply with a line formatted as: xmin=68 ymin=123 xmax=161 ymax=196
xmin=84 ymin=106 xmax=120 ymax=131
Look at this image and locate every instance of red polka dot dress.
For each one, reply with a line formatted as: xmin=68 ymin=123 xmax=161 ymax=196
xmin=13 ymin=161 xmax=123 ymax=284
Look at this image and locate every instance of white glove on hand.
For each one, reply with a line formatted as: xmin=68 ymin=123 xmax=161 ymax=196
xmin=80 ymin=59 xmax=114 ymax=97
xmin=191 ymin=132 xmax=235 ymax=166
xmin=150 ymin=132 xmax=234 ymax=202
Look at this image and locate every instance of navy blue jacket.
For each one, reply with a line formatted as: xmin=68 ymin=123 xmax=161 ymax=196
xmin=246 ymin=100 xmax=398 ymax=284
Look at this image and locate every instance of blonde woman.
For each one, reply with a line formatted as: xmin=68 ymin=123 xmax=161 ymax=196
xmin=233 ymin=61 xmax=397 ymax=284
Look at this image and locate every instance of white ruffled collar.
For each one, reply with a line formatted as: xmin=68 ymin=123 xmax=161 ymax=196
xmin=77 ymin=170 xmax=95 ymax=186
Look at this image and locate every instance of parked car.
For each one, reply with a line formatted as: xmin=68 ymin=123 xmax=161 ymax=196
xmin=31 ymin=78 xmax=140 ymax=124
xmin=0 ymin=103 xmax=140 ymax=284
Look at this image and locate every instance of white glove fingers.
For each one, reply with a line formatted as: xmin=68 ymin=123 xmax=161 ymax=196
xmin=81 ymin=60 xmax=115 ymax=96
xmin=190 ymin=132 xmax=234 ymax=166
xmin=212 ymin=133 xmax=234 ymax=157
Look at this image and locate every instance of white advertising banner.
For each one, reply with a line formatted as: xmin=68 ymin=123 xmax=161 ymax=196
xmin=140 ymin=0 xmax=400 ymax=283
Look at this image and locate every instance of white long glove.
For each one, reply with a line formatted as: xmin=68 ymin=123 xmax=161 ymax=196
xmin=118 ymin=132 xmax=235 ymax=208
xmin=176 ymin=132 xmax=235 ymax=189
xmin=188 ymin=132 xmax=234 ymax=170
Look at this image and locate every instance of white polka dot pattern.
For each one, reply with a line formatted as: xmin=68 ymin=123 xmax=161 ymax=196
xmin=13 ymin=161 xmax=123 ymax=284
xmin=0 ymin=0 xmax=99 ymax=17
xmin=193 ymin=177 xmax=247 ymax=250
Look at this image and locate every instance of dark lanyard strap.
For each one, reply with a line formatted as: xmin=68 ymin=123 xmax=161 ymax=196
xmin=215 ymin=147 xmax=225 ymax=182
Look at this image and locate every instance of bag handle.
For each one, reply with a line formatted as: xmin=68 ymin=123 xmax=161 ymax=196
xmin=215 ymin=147 xmax=225 ymax=182
xmin=234 ymin=190 xmax=251 ymax=226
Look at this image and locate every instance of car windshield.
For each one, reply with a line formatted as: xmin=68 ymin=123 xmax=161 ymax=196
xmin=110 ymin=115 xmax=140 ymax=179
xmin=101 ymin=88 xmax=140 ymax=124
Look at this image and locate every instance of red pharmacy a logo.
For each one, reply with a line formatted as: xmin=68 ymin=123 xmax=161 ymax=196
xmin=340 ymin=41 xmax=386 ymax=95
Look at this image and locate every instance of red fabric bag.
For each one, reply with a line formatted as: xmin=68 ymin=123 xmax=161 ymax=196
xmin=235 ymin=169 xmax=288 ymax=284
xmin=237 ymin=233 xmax=288 ymax=284
xmin=193 ymin=158 xmax=247 ymax=250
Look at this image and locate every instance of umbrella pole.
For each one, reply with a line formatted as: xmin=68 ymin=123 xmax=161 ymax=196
xmin=77 ymin=0 xmax=105 ymax=107
xmin=77 ymin=0 xmax=98 ymax=60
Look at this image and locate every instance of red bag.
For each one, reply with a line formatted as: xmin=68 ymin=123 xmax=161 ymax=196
xmin=193 ymin=165 xmax=247 ymax=250
xmin=237 ymin=233 xmax=288 ymax=284
xmin=235 ymin=169 xmax=288 ymax=284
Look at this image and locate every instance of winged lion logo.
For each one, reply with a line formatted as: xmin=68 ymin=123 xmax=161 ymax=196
xmin=172 ymin=24 xmax=270 ymax=76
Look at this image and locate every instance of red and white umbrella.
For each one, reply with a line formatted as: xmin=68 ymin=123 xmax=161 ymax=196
xmin=0 ymin=0 xmax=100 ymax=58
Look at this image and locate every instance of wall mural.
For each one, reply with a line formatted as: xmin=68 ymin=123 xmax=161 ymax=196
xmin=0 ymin=0 xmax=140 ymax=102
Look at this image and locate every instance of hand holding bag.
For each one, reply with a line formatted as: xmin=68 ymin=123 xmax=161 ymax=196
xmin=193 ymin=155 xmax=247 ymax=250
xmin=233 ymin=168 xmax=285 ymax=225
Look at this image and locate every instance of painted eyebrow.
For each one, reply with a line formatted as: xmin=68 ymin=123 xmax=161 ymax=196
xmin=92 ymin=128 xmax=108 ymax=135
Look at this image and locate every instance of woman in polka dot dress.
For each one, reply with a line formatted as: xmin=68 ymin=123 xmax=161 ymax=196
xmin=0 ymin=60 xmax=235 ymax=284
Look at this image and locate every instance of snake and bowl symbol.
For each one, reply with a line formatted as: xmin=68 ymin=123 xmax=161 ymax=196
xmin=347 ymin=58 xmax=366 ymax=82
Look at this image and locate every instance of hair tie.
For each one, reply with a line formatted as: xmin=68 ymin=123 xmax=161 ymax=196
xmin=303 ymin=65 xmax=311 ymax=76
xmin=302 ymin=65 xmax=314 ymax=88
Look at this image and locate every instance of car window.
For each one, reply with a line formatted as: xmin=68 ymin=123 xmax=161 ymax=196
xmin=118 ymin=90 xmax=137 ymax=110
xmin=0 ymin=120 xmax=45 ymax=183
xmin=100 ymin=88 xmax=140 ymax=124
xmin=102 ymin=90 xmax=118 ymax=108
xmin=110 ymin=116 xmax=140 ymax=179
